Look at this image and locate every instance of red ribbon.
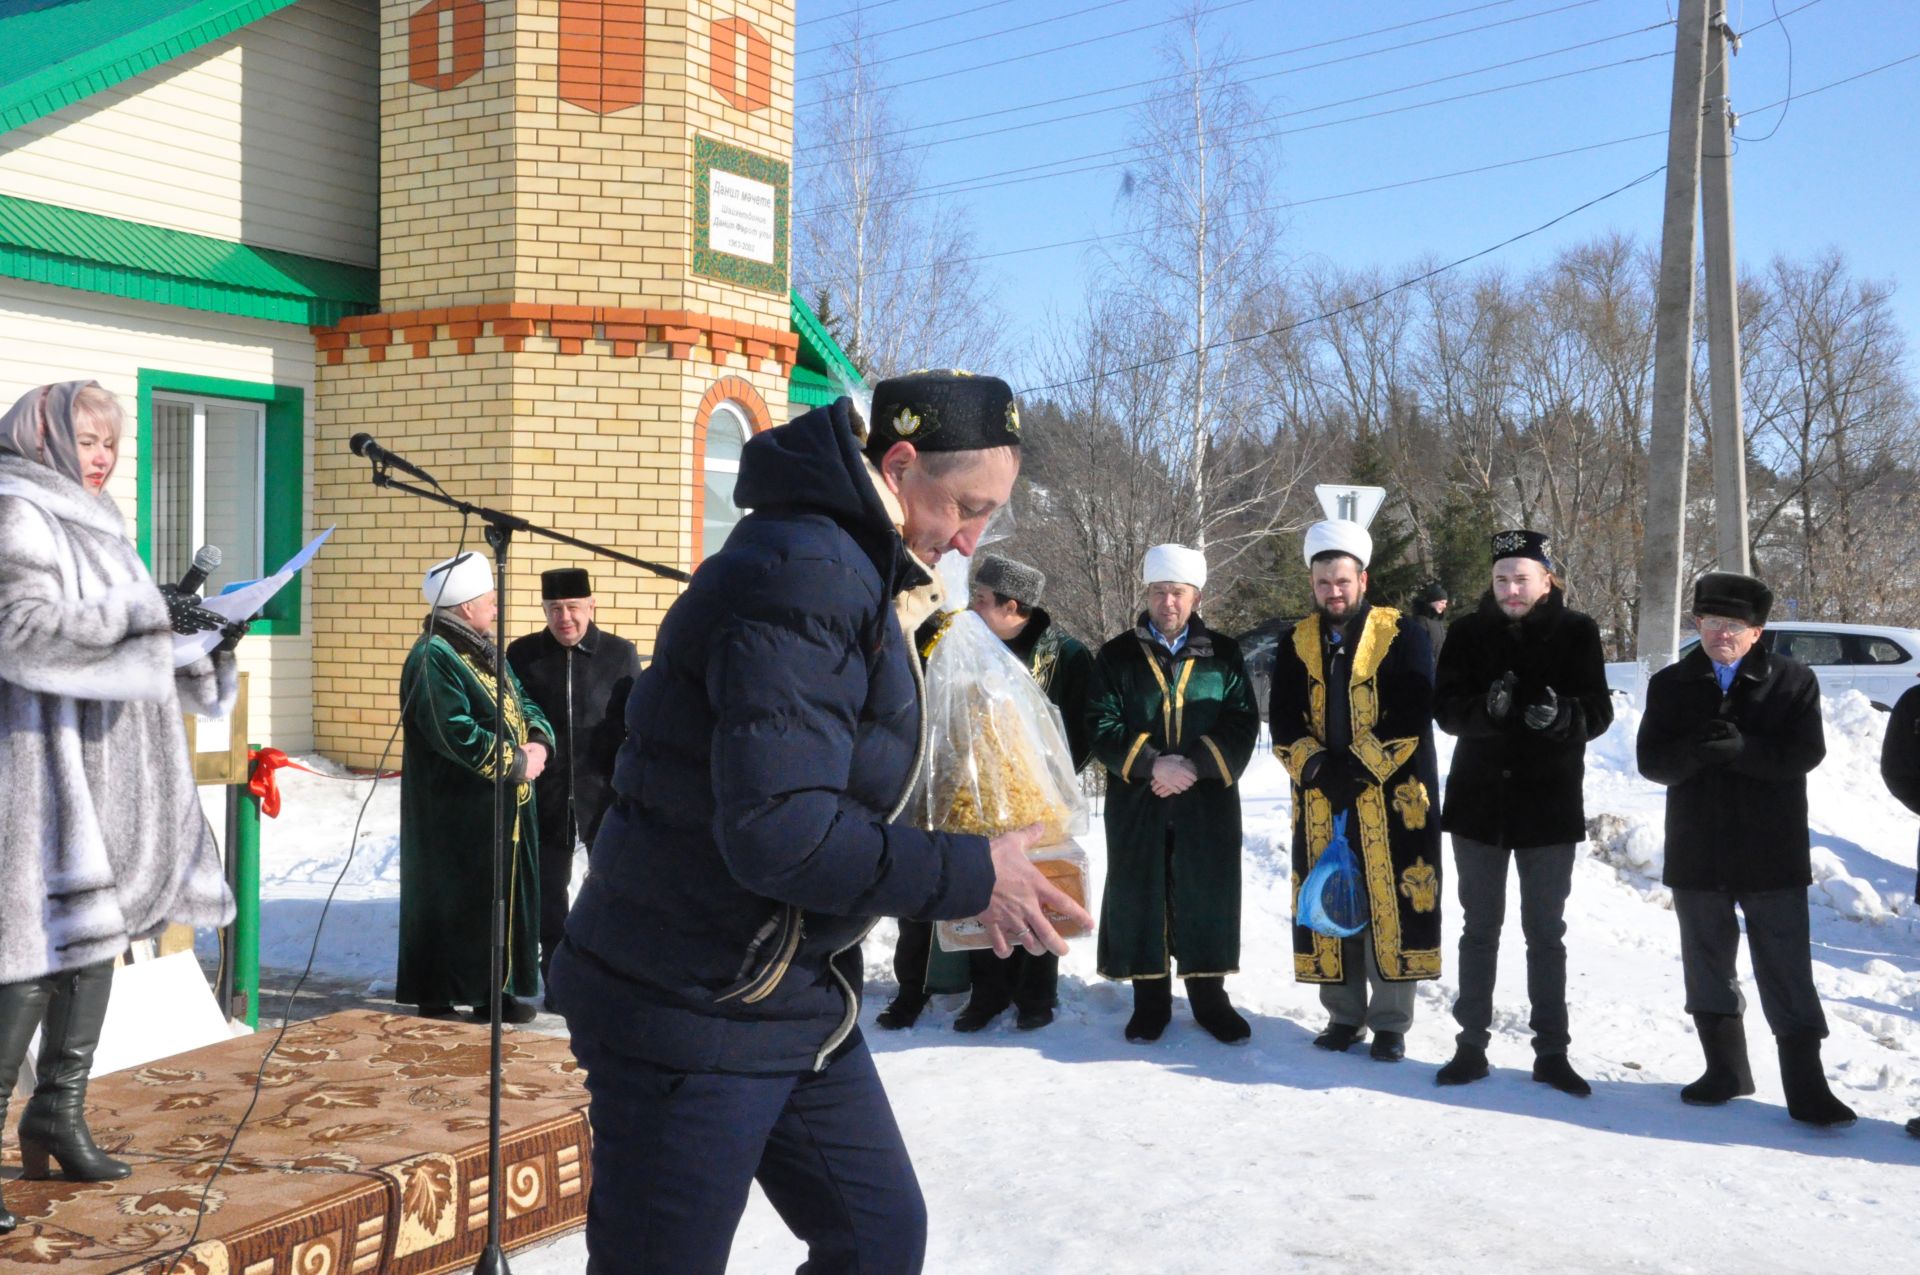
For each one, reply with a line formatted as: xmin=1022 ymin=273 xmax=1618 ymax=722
xmin=247 ymin=748 xmax=399 ymax=819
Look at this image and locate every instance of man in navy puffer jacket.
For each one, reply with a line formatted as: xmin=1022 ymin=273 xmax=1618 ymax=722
xmin=551 ymin=376 xmax=1090 ymax=1275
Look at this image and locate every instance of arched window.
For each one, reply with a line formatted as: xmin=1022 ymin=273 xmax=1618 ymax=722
xmin=702 ymin=401 xmax=752 ymax=557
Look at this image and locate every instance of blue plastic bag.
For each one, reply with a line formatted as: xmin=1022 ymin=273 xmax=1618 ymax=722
xmin=1299 ymin=812 xmax=1369 ymax=938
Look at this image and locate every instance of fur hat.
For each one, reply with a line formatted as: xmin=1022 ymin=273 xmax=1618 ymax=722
xmin=1303 ymin=519 xmax=1372 ymax=569
xmin=423 ymin=552 xmax=493 ymax=608
xmin=1414 ymin=578 xmax=1449 ymax=605
xmin=1142 ymin=544 xmax=1207 ymax=589
xmin=541 ymin=567 xmax=592 ymax=601
xmin=863 ymin=370 xmax=1021 ymax=460
xmin=972 ymin=554 xmax=1045 ymax=608
xmin=1692 ymin=571 xmax=1774 ymax=626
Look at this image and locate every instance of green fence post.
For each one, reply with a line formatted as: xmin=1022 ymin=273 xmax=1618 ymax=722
xmin=235 ymin=748 xmax=262 ymax=1029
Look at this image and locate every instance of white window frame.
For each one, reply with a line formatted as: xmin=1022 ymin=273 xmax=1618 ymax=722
xmin=151 ymin=391 xmax=267 ymax=585
xmin=703 ymin=401 xmax=753 ymax=554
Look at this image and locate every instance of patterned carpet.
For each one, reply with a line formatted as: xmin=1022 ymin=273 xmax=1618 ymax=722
xmin=0 ymin=1010 xmax=590 ymax=1274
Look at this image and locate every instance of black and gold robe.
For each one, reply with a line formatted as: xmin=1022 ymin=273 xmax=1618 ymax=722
xmin=1269 ymin=605 xmax=1442 ymax=983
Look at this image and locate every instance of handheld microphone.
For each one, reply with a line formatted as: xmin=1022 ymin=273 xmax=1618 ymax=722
xmin=177 ymin=544 xmax=223 ymax=596
xmin=349 ymin=433 xmax=438 ymax=485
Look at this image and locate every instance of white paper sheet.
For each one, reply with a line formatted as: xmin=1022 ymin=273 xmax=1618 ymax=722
xmin=171 ymin=526 xmax=334 ymax=668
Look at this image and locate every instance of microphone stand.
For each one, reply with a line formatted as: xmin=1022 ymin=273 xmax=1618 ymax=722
xmin=354 ymin=455 xmax=688 ymax=1274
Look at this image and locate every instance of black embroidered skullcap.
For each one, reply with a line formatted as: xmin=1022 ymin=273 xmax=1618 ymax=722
xmin=1491 ymin=528 xmax=1553 ymax=569
xmin=972 ymin=554 xmax=1045 ymax=608
xmin=541 ymin=568 xmax=593 ymax=601
xmin=862 ymin=370 xmax=1022 ymax=461
xmin=1693 ymin=571 xmax=1773 ymax=626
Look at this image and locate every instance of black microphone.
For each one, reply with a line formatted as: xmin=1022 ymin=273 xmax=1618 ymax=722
xmin=349 ymin=433 xmax=438 ymax=485
xmin=177 ymin=544 xmax=222 ymax=596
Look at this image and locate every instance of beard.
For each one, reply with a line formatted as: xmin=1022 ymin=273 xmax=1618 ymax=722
xmin=1314 ymin=597 xmax=1357 ymax=624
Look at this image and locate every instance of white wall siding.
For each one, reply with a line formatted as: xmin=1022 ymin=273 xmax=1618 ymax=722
xmin=0 ymin=0 xmax=378 ymax=267
xmin=0 ymin=278 xmax=320 ymax=752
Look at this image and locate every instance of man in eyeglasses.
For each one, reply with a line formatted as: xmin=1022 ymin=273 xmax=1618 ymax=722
xmin=1637 ymin=571 xmax=1854 ymax=1127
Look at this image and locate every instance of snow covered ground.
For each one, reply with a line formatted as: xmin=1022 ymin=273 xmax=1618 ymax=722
xmin=218 ymin=692 xmax=1920 ymax=1272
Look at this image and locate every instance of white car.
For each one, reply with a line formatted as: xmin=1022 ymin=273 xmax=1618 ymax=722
xmin=1605 ymin=621 xmax=1920 ymax=710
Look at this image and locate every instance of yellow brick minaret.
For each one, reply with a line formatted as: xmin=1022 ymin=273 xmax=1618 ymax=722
xmin=312 ymin=1 xmax=798 ymax=765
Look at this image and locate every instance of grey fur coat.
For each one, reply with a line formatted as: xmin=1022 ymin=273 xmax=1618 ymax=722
xmin=0 ymin=454 xmax=236 ymax=984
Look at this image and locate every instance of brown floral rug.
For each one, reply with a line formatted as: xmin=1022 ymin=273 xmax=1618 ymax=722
xmin=0 ymin=1010 xmax=590 ymax=1274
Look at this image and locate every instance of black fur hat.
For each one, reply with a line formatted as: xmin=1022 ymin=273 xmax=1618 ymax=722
xmin=1692 ymin=571 xmax=1774 ymax=625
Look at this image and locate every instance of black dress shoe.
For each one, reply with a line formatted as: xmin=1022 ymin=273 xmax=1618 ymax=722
xmin=1015 ymin=1006 xmax=1055 ymax=1031
xmin=416 ymin=1004 xmax=460 ymax=1020
xmin=876 ymin=994 xmax=928 ymax=1031
xmin=1532 ymin=1053 xmax=1592 ymax=1097
xmin=953 ymin=998 xmax=1010 ymax=1033
xmin=1313 ymin=1023 xmax=1366 ymax=1052
xmin=468 ymin=999 xmax=538 ymax=1025
xmin=1369 ymin=1030 xmax=1406 ymax=1062
xmin=1435 ymin=1045 xmax=1490 ymax=1086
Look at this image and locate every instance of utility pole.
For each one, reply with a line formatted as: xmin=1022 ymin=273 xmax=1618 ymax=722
xmin=1636 ymin=0 xmax=1712 ymax=676
xmin=1702 ymin=7 xmax=1751 ymax=573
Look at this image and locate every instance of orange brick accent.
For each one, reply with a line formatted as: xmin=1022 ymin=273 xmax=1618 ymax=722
xmin=710 ymin=17 xmax=773 ymax=114
xmin=315 ymin=307 xmax=800 ymax=375
xmin=408 ymin=0 xmax=485 ymax=91
xmin=692 ymin=376 xmax=774 ymax=562
xmin=559 ymin=0 xmax=647 ymax=115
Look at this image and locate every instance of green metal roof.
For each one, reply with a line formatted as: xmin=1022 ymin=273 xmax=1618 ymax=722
xmin=0 ymin=193 xmax=377 ymax=326
xmin=1 ymin=0 xmax=302 ymax=134
xmin=789 ymin=289 xmax=864 ymax=397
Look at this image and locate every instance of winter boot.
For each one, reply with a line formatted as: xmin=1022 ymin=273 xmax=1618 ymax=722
xmin=0 ymin=975 xmax=56 ymax=1233
xmin=1368 ymin=1030 xmax=1406 ymax=1062
xmin=875 ymin=991 xmax=929 ymax=1031
xmin=1184 ymin=977 xmax=1251 ymax=1044
xmin=1313 ymin=1022 xmax=1366 ymax=1052
xmin=17 ymin=961 xmax=131 ymax=1181
xmin=1531 ymin=1053 xmax=1592 ymax=1097
xmin=1777 ymin=1035 xmax=1856 ymax=1128
xmin=1125 ymin=977 xmax=1173 ymax=1043
xmin=952 ymin=994 xmax=1011 ymax=1034
xmin=1435 ymin=1044 xmax=1490 ymax=1087
xmin=1680 ymin=1013 xmax=1756 ymax=1106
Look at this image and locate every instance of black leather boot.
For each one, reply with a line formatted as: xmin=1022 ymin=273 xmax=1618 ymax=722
xmin=0 ymin=975 xmax=56 ymax=1233
xmin=1680 ymin=1013 xmax=1756 ymax=1106
xmin=1125 ymin=977 xmax=1173 ymax=1043
xmin=17 ymin=961 xmax=132 ymax=1181
xmin=1184 ymin=977 xmax=1251 ymax=1044
xmin=1435 ymin=1044 xmax=1490 ymax=1086
xmin=1778 ymin=1035 xmax=1856 ymax=1128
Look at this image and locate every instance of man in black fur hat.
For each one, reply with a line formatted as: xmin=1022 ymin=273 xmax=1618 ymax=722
xmin=508 ymin=567 xmax=641 ymax=992
xmin=1637 ymin=571 xmax=1855 ymax=1127
xmin=1432 ymin=530 xmax=1612 ymax=1095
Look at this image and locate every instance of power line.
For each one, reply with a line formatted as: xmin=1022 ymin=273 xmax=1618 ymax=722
xmin=797 ymin=0 xmax=1167 ymax=85
xmin=800 ymin=0 xmax=913 ymax=28
xmin=1015 ymin=165 xmax=1669 ymax=397
xmin=796 ymin=48 xmax=1671 ymax=218
xmin=1739 ymin=46 xmax=1920 ymax=121
xmin=794 ymin=14 xmax=1671 ymax=175
xmin=800 ymin=0 xmax=1025 ymax=53
xmin=794 ymin=0 xmax=1596 ymax=157
xmin=801 ymin=130 xmax=1665 ymax=290
xmin=1737 ymin=0 xmax=1825 ymax=37
xmin=1737 ymin=0 xmax=1796 ymax=142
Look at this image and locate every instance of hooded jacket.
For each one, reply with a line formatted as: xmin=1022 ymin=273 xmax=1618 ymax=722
xmin=551 ymin=399 xmax=995 ymax=1073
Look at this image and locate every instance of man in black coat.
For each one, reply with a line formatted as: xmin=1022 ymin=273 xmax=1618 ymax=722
xmin=1411 ymin=578 xmax=1450 ymax=669
xmin=1881 ymin=684 xmax=1920 ymax=1138
xmin=1637 ymin=571 xmax=1854 ymax=1127
xmin=1432 ymin=531 xmax=1612 ymax=1096
xmin=547 ymin=375 xmax=1090 ymax=1274
xmin=507 ymin=568 xmax=642 ymax=990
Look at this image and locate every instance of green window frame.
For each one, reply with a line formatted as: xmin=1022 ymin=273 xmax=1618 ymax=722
xmin=135 ymin=369 xmax=305 ymax=635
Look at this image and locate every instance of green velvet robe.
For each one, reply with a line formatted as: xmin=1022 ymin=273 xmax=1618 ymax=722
xmin=1270 ymin=606 xmax=1443 ymax=984
xmin=396 ymin=622 xmax=553 ymax=1008
xmin=1089 ymin=616 xmax=1259 ymax=980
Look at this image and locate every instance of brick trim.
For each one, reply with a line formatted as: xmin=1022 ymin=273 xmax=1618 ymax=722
xmin=691 ymin=376 xmax=772 ymax=564
xmin=710 ymin=17 xmax=772 ymax=113
xmin=311 ymin=305 xmax=800 ymax=372
xmin=408 ymin=0 xmax=484 ymax=91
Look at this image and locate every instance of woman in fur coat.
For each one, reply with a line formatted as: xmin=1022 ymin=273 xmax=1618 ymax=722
xmin=0 ymin=381 xmax=239 ymax=1233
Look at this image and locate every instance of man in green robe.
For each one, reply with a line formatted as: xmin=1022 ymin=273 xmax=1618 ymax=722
xmin=1269 ymin=519 xmax=1442 ymax=1064
xmin=1090 ymin=543 xmax=1259 ymax=1045
xmin=397 ymin=550 xmax=554 ymax=1024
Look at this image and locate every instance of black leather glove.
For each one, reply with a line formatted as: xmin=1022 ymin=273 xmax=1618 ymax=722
xmin=1486 ymin=670 xmax=1519 ymax=725
xmin=215 ymin=617 xmax=252 ymax=654
xmin=159 ymin=584 xmax=227 ymax=636
xmin=1304 ymin=749 xmax=1366 ymax=809
xmin=1523 ymin=686 xmax=1563 ymax=732
xmin=1696 ymin=718 xmax=1744 ymax=764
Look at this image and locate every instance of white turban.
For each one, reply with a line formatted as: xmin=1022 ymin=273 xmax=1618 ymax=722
xmin=1303 ymin=519 xmax=1372 ymax=569
xmin=423 ymin=552 xmax=493 ymax=607
xmin=1142 ymin=543 xmax=1207 ymax=590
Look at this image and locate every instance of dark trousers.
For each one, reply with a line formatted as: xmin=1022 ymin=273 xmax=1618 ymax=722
xmin=1451 ymin=836 xmax=1576 ymax=1055
xmin=537 ymin=803 xmax=577 ymax=984
xmin=571 ymin=1030 xmax=926 ymax=1275
xmin=1673 ymin=886 xmax=1829 ymax=1038
xmin=967 ymin=948 xmax=1059 ymax=1012
xmin=891 ymin=919 xmax=932 ymax=1001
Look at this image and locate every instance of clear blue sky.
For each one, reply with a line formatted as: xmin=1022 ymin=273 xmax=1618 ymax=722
xmin=792 ymin=0 xmax=1920 ymax=386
